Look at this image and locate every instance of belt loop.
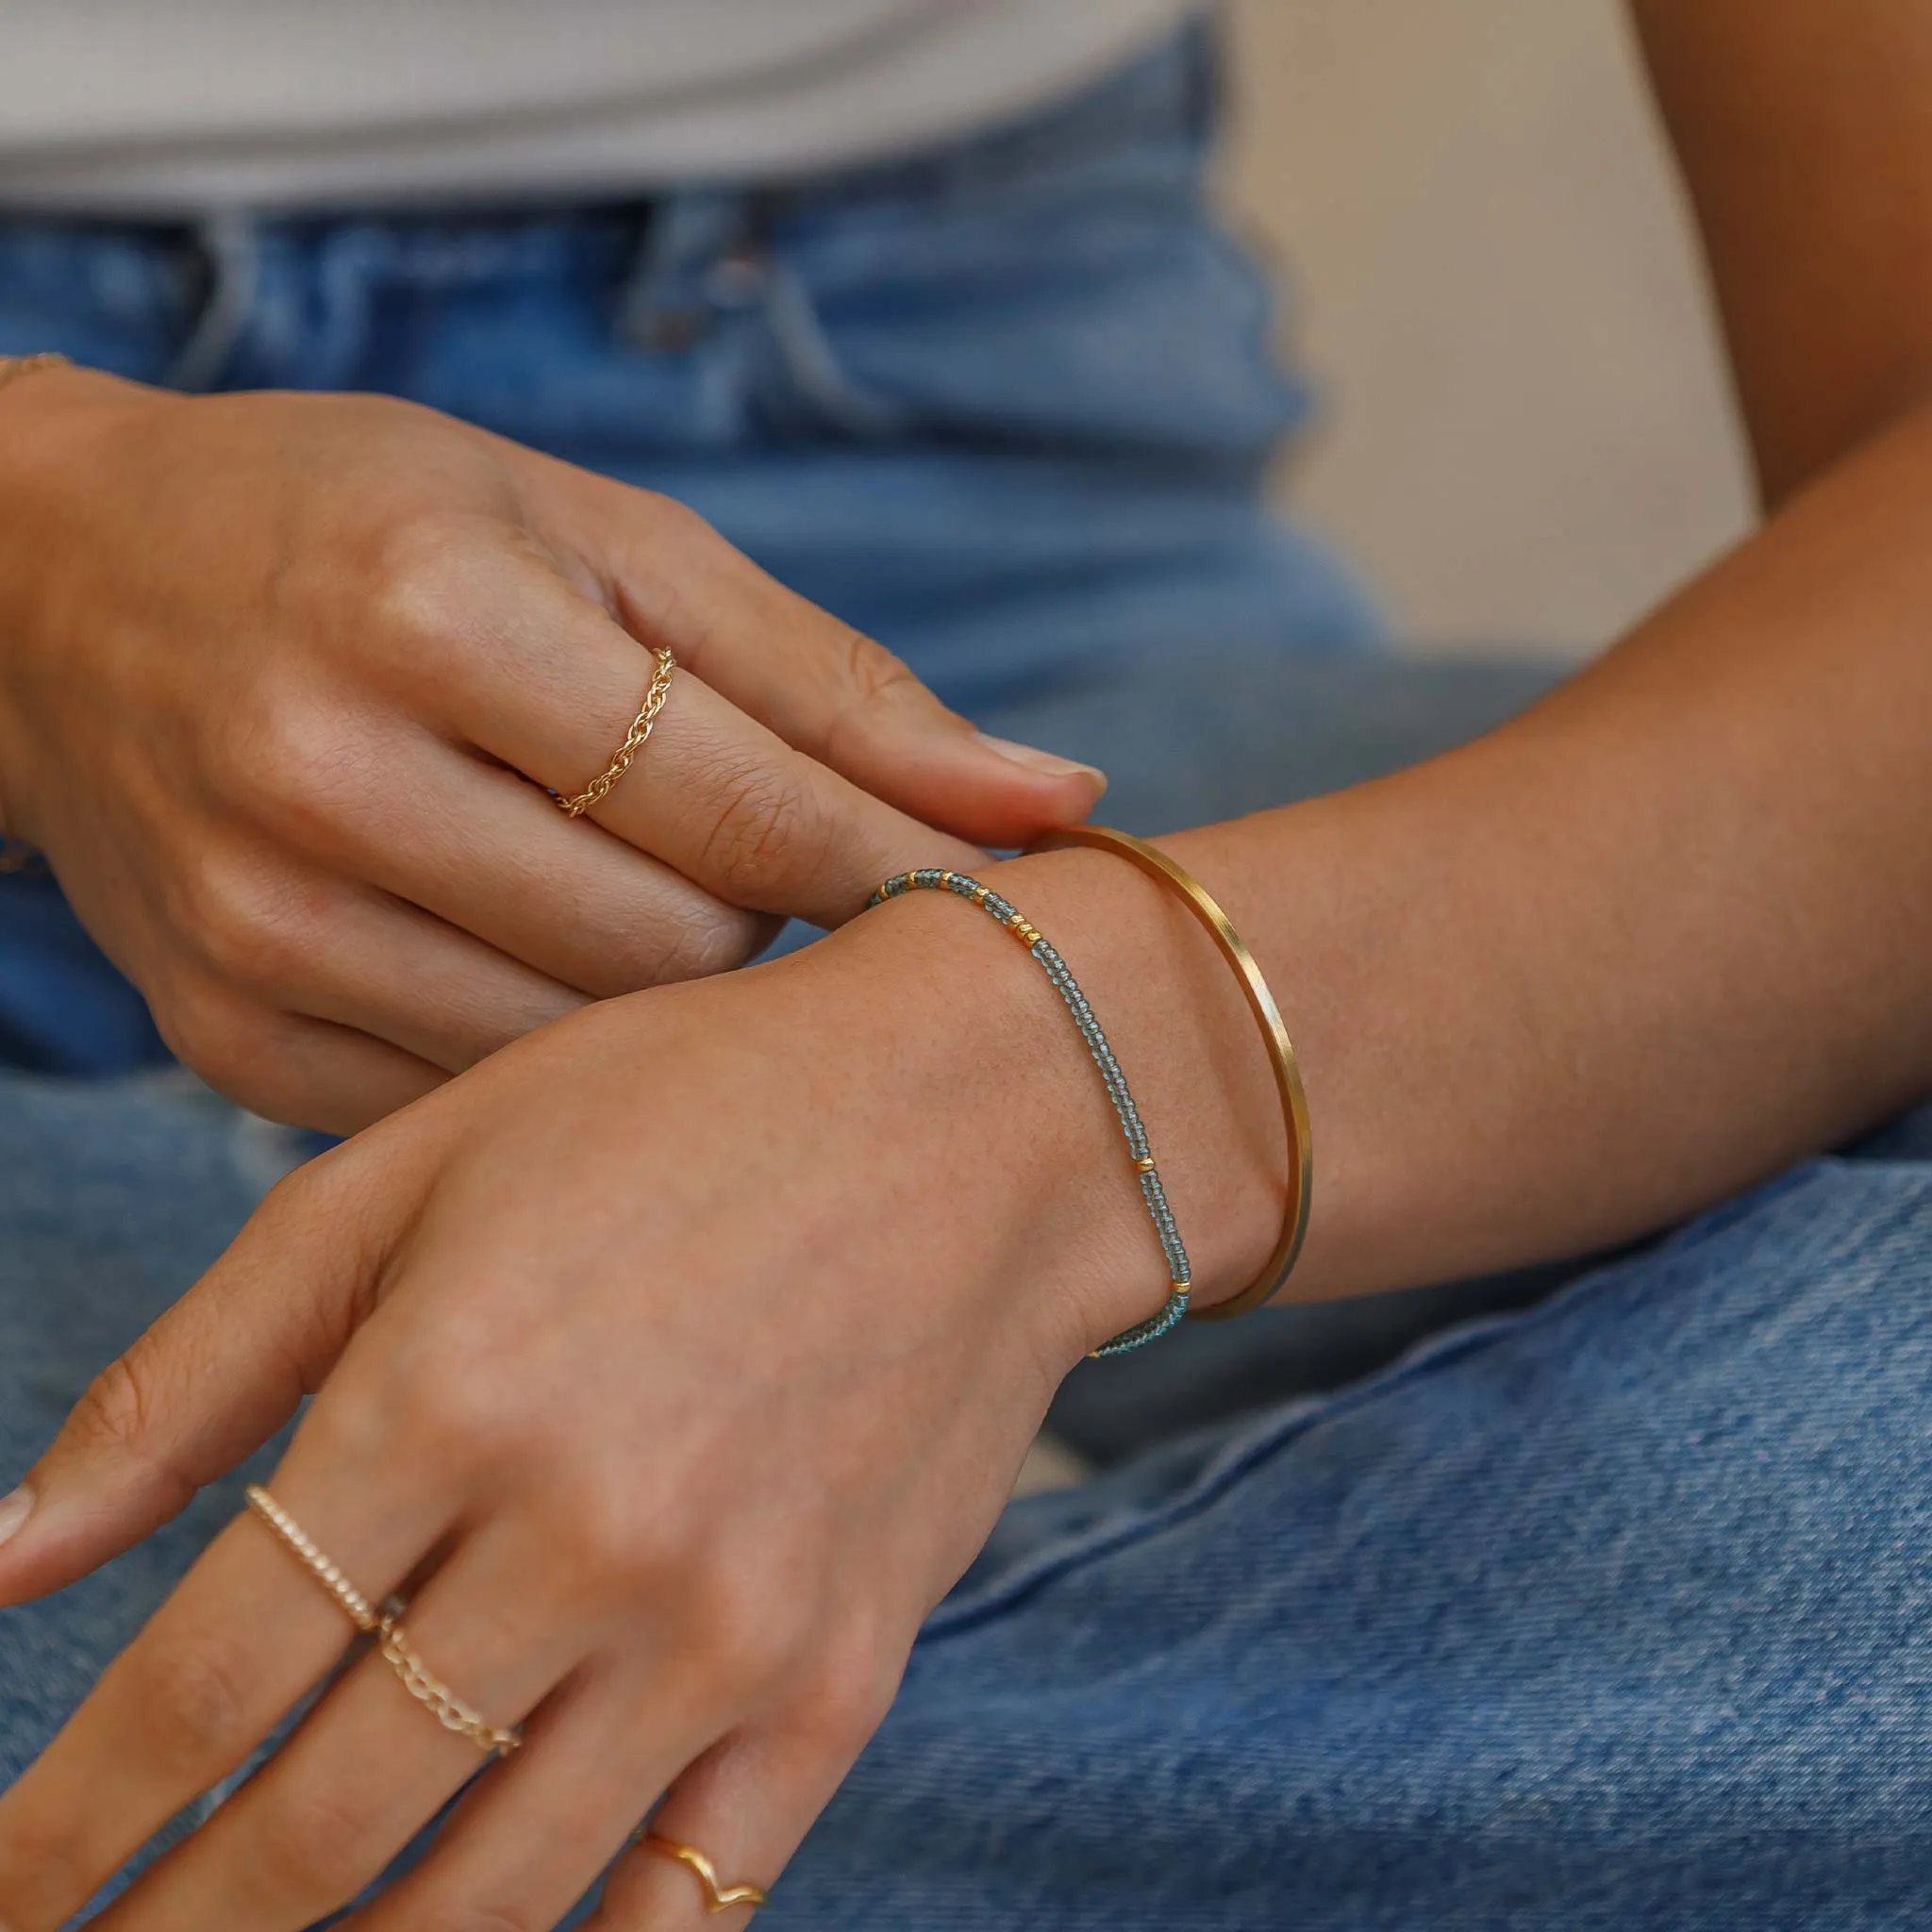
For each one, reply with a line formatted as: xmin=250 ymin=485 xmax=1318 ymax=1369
xmin=761 ymin=255 xmax=908 ymax=440
xmin=614 ymin=190 xmax=746 ymax=350
xmin=166 ymin=211 xmax=258 ymax=393
xmin=1184 ymin=13 xmax=1228 ymax=150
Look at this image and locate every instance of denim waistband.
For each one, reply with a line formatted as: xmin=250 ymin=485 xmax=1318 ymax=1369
xmin=0 ymin=22 xmax=1220 ymax=394
xmin=0 ymin=23 xmax=1216 ymax=274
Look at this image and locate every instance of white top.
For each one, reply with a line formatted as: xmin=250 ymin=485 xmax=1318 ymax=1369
xmin=0 ymin=0 xmax=1201 ymax=212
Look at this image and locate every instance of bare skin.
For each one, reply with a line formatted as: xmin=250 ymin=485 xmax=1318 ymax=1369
xmin=2 ymin=1 xmax=1931 ymax=1925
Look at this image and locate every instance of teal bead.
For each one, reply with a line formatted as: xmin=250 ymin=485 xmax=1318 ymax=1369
xmin=867 ymin=869 xmax=1192 ymax=1356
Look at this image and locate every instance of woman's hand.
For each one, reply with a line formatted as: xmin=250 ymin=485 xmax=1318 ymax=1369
xmin=0 ymin=852 xmax=1275 ymax=1930
xmin=0 ymin=366 xmax=1102 ymax=1133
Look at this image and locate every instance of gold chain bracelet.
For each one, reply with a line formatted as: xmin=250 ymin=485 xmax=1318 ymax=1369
xmin=0 ymin=352 xmax=73 ymax=400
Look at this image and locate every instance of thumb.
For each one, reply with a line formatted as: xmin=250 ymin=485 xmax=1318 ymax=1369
xmin=0 ymin=1148 xmax=398 ymax=1605
xmin=819 ymin=647 xmax=1111 ymax=851
xmin=592 ymin=491 xmax=1108 ymax=845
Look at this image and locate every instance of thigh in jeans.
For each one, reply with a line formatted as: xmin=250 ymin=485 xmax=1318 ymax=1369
xmin=774 ymin=1130 xmax=1932 ymax=1932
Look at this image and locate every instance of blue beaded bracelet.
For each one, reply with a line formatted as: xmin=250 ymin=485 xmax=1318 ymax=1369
xmin=868 ymin=867 xmax=1191 ymax=1357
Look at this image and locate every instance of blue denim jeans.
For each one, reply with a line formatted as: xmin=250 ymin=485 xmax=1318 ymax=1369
xmin=9 ymin=25 xmax=1930 ymax=1931
xmin=7 ymin=1028 xmax=1932 ymax=1932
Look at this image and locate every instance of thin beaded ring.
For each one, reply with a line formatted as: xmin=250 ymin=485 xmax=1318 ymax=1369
xmin=868 ymin=868 xmax=1190 ymax=1356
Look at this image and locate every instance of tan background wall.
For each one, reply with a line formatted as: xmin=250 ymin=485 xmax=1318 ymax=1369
xmin=1217 ymin=0 xmax=1757 ymax=657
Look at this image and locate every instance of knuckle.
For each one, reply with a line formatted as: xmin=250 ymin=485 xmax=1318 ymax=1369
xmin=123 ymin=1627 xmax=263 ymax=1779
xmin=251 ymin=1158 xmax=327 ymax=1235
xmin=797 ymin=1640 xmax=902 ymax=1755
xmin=626 ymin=897 xmax=763 ymax=989
xmin=679 ymin=1568 xmax=803 ymax=1695
xmin=219 ymin=689 xmax=386 ymax=849
xmin=819 ymin=627 xmax=941 ymax=766
xmin=242 ymin=1783 xmax=390 ymax=1914
xmin=0 ymin=1808 xmax=96 ymax=1926
xmin=833 ymin=623 xmax=913 ymax=704
xmin=635 ymin=489 xmax=714 ymax=546
xmin=410 ymin=1906 xmax=547 ymax=1932
xmin=367 ymin=511 xmax=477 ymax=630
xmin=295 ymin=1371 xmax=391 ymax=1474
xmin=63 ymin=1350 xmax=158 ymax=1464
xmin=58 ymin=1342 xmax=205 ymax=1520
xmin=149 ymin=999 xmax=232 ymax=1096
xmin=181 ymin=851 xmax=324 ymax=993
xmin=383 ymin=1355 xmax=525 ymax=1477
xmin=199 ymin=899 xmax=309 ymax=994
xmin=541 ymin=1476 xmax=669 ymax=1597
xmin=363 ymin=511 xmax=520 ymax=684
xmin=698 ymin=762 xmax=829 ymax=908
xmin=150 ymin=982 xmax=285 ymax=1113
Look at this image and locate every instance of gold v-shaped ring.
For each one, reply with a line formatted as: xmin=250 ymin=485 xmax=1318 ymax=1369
xmin=640 ymin=1833 xmax=770 ymax=1914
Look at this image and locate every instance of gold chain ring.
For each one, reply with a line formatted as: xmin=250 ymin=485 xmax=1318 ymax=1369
xmin=375 ymin=1619 xmax=522 ymax=1757
xmin=557 ymin=644 xmax=676 ymax=817
xmin=244 ymin=1486 xmax=521 ymax=1757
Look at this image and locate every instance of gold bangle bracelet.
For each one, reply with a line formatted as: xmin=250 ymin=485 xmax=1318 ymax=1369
xmin=1030 ymin=824 xmax=1311 ymax=1320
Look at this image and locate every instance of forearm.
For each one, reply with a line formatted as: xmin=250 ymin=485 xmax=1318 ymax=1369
xmin=1630 ymin=0 xmax=1932 ymax=504
xmin=981 ymin=401 xmax=1932 ymax=1316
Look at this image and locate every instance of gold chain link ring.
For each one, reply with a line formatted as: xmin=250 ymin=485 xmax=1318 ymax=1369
xmin=375 ymin=1620 xmax=522 ymax=1757
xmin=243 ymin=1485 xmax=522 ymax=1757
xmin=0 ymin=351 xmax=73 ymax=398
xmin=556 ymin=644 xmax=676 ymax=817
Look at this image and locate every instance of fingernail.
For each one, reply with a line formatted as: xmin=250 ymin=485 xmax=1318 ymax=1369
xmin=0 ymin=1486 xmax=31 ymax=1551
xmin=975 ymin=735 xmax=1108 ymax=790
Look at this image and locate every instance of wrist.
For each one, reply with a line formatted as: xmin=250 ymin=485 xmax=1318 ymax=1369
xmin=980 ymin=846 xmax=1289 ymax=1314
xmin=0 ymin=365 xmax=174 ymax=842
xmin=811 ymin=844 xmax=1286 ymax=1356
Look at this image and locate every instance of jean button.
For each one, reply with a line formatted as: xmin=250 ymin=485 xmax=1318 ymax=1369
xmin=633 ymin=306 xmax=708 ymax=352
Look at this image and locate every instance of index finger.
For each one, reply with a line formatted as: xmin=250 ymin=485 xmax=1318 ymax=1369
xmin=442 ymin=574 xmax=984 ymax=927
xmin=0 ymin=1441 xmax=446 ymax=1930
xmin=558 ymin=477 xmax=1106 ymax=847
xmin=564 ymin=664 xmax=986 ymax=926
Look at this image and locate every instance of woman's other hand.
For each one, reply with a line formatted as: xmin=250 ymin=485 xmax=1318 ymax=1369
xmin=0 ymin=366 xmax=1103 ymax=1133
xmin=0 ymin=850 xmax=1272 ymax=1930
